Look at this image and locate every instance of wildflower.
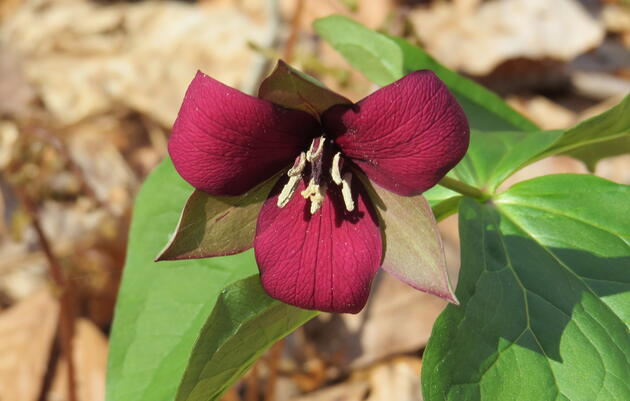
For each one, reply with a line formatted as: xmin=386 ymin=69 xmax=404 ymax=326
xmin=167 ymin=62 xmax=469 ymax=313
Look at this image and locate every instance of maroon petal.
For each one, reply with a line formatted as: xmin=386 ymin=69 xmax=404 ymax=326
xmin=168 ymin=71 xmax=320 ymax=196
xmin=254 ymin=178 xmax=382 ymax=313
xmin=323 ymin=70 xmax=469 ymax=196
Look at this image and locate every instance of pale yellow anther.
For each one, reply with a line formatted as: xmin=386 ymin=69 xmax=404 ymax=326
xmin=301 ymin=179 xmax=326 ymax=214
xmin=306 ymin=137 xmax=325 ymax=162
xmin=277 ymin=175 xmax=301 ymax=208
xmin=288 ymin=152 xmax=306 ymax=177
xmin=331 ymin=152 xmax=343 ymax=185
xmin=341 ymin=172 xmax=355 ymax=212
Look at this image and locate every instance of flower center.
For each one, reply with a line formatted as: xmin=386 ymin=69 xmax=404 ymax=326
xmin=277 ymin=136 xmax=355 ymax=214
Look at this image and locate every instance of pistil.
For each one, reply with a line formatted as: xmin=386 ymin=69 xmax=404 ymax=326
xmin=300 ymin=179 xmax=326 ymax=214
xmin=306 ymin=137 xmax=325 ymax=162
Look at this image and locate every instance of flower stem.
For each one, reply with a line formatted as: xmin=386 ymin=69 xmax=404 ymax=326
xmin=438 ymin=176 xmax=489 ymax=200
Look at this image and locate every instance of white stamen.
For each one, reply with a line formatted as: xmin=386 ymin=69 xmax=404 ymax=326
xmin=306 ymin=137 xmax=325 ymax=162
xmin=331 ymin=152 xmax=343 ymax=185
xmin=341 ymin=172 xmax=355 ymax=212
xmin=288 ymin=152 xmax=306 ymax=176
xmin=301 ymin=179 xmax=326 ymax=214
xmin=277 ymin=175 xmax=301 ymax=208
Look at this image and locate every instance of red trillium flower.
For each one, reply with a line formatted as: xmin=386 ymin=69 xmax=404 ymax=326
xmin=165 ymin=62 xmax=469 ymax=313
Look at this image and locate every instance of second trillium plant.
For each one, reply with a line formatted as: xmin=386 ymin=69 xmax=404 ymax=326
xmin=159 ymin=61 xmax=469 ymax=313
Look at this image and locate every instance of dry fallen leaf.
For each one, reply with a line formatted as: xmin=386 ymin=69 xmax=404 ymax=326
xmin=409 ymin=0 xmax=604 ymax=75
xmin=305 ymin=273 xmax=448 ymax=370
xmin=0 ymin=48 xmax=36 ymax=119
xmin=0 ymin=288 xmax=59 ymax=401
xmin=47 ymin=318 xmax=108 ymax=401
xmin=366 ymin=357 xmax=423 ymax=401
xmin=507 ymin=96 xmax=577 ymax=130
xmin=66 ymin=122 xmax=138 ymax=216
xmin=290 ymin=381 xmax=369 ymax=401
xmin=1 ymin=0 xmax=262 ymax=127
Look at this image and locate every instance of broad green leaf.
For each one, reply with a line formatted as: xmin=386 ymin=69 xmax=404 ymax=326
xmin=314 ymin=16 xmax=403 ymax=87
xmin=452 ymin=130 xmax=563 ymax=192
xmin=391 ymin=37 xmax=537 ymax=132
xmin=423 ymin=175 xmax=630 ymax=401
xmin=440 ymin=96 xmax=629 ymax=193
xmin=176 ymin=276 xmax=316 ymax=401
xmin=314 ymin=15 xmax=537 ymax=132
xmin=363 ymin=177 xmax=457 ymax=303
xmin=539 ymin=94 xmax=630 ymax=170
xmin=157 ymin=175 xmax=278 ymax=261
xmin=106 ymin=159 xmax=258 ymax=401
xmin=258 ymin=60 xmax=351 ymax=118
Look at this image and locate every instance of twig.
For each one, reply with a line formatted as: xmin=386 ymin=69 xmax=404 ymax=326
xmin=245 ymin=363 xmax=259 ymax=401
xmin=283 ymin=0 xmax=306 ymax=63
xmin=264 ymin=339 xmax=285 ymax=401
xmin=19 ymin=193 xmax=78 ymax=401
xmin=242 ymin=0 xmax=282 ymax=95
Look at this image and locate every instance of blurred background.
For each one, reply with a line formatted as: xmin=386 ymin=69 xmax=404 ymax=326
xmin=0 ymin=0 xmax=629 ymax=400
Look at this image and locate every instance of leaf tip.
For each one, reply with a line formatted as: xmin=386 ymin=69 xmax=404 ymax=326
xmin=154 ymin=248 xmax=171 ymax=262
xmin=445 ymin=292 xmax=460 ymax=306
xmin=420 ymin=285 xmax=459 ymax=306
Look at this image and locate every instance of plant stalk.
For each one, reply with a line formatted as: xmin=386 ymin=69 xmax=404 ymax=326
xmin=438 ymin=176 xmax=488 ymax=200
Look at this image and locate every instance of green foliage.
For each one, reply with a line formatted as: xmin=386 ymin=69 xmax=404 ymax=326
xmin=449 ymin=95 xmax=630 ymax=194
xmin=106 ymin=161 xmax=310 ymax=401
xmin=425 ymin=129 xmax=563 ymax=218
xmin=107 ymin=15 xmax=630 ymax=401
xmin=541 ymin=94 xmax=630 ymax=171
xmin=315 ymin=14 xmax=630 ymax=401
xmin=313 ymin=15 xmax=538 ymax=132
xmin=175 ymin=276 xmax=316 ymax=401
xmin=106 ymin=160 xmax=258 ymax=401
xmin=314 ymin=15 xmax=403 ymax=87
xmin=423 ymin=177 xmax=630 ymax=401
xmin=423 ymin=185 xmax=462 ymax=221
xmin=452 ymin=130 xmax=563 ymax=192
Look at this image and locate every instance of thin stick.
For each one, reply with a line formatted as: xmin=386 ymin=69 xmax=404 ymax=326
xmin=283 ymin=0 xmax=306 ymax=63
xmin=242 ymin=0 xmax=282 ymax=95
xmin=245 ymin=363 xmax=259 ymax=401
xmin=20 ymin=194 xmax=78 ymax=401
xmin=264 ymin=339 xmax=285 ymax=401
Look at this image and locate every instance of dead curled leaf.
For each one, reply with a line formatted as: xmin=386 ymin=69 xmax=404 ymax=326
xmin=0 ymin=288 xmax=59 ymax=401
xmin=304 ymin=273 xmax=447 ymax=371
xmin=409 ymin=0 xmax=604 ymax=75
xmin=47 ymin=318 xmax=107 ymax=401
xmin=1 ymin=0 xmax=262 ymax=126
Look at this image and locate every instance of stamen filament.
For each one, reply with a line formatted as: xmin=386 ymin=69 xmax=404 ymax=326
xmin=277 ymin=175 xmax=301 ymax=208
xmin=341 ymin=172 xmax=355 ymax=212
xmin=288 ymin=152 xmax=306 ymax=176
xmin=331 ymin=152 xmax=343 ymax=185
